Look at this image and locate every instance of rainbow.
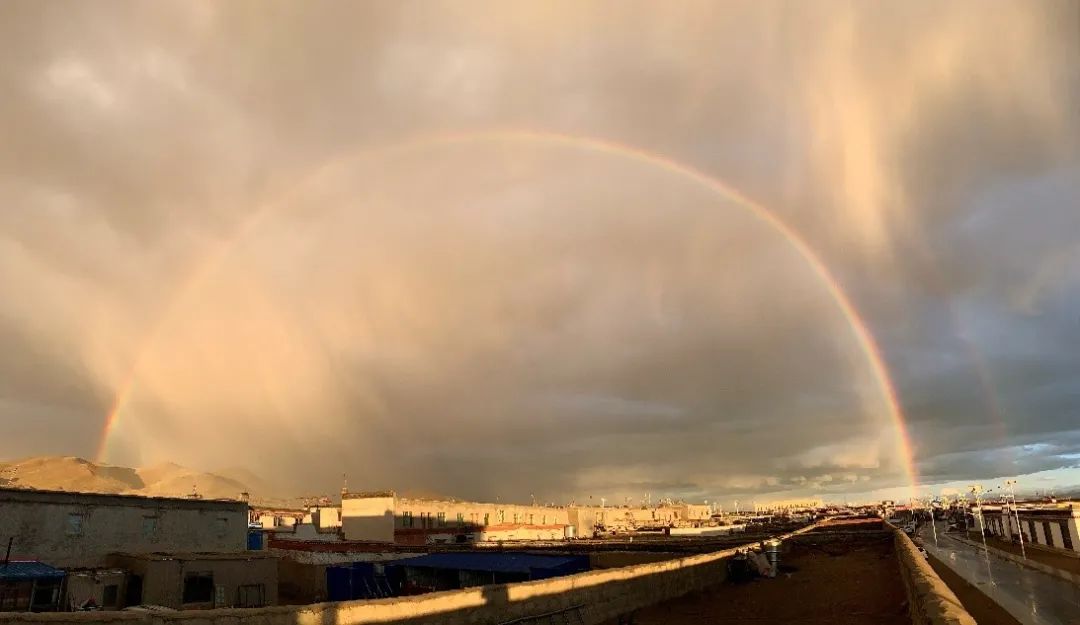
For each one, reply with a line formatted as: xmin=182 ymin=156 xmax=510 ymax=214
xmin=97 ymin=129 xmax=919 ymax=494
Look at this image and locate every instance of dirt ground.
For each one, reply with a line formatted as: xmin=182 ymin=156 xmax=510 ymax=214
xmin=926 ymin=554 xmax=1021 ymax=625
xmin=628 ymin=525 xmax=910 ymax=624
xmin=966 ymin=530 xmax=1080 ymax=575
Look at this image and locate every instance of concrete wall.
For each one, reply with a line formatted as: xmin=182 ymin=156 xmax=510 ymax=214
xmin=0 ymin=488 xmax=249 ymax=567
xmin=893 ymin=527 xmax=976 ymax=625
xmin=3 ymin=523 xmax=822 ymax=625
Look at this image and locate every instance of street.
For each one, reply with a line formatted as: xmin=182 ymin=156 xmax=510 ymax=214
xmin=917 ymin=521 xmax=1080 ymax=625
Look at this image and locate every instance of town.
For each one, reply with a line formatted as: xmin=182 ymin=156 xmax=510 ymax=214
xmin=2 ymin=475 xmax=1078 ymax=623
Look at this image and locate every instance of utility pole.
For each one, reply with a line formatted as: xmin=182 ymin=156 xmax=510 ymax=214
xmin=924 ymin=496 xmax=938 ymax=548
xmin=1005 ymin=479 xmax=1026 ymax=559
xmin=970 ymin=485 xmax=989 ymax=553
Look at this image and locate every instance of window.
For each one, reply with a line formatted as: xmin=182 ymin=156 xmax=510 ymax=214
xmin=483 ymin=513 xmax=490 ymax=526
xmin=529 ymin=514 xmax=534 ymax=524
xmin=498 ymin=510 xmax=505 ymax=523
xmin=66 ymin=513 xmax=84 ymax=536
xmin=142 ymin=516 xmax=158 ymax=538
xmin=456 ymin=513 xmax=464 ymax=526
xmin=402 ymin=511 xmax=413 ymax=528
xmin=236 ymin=584 xmax=265 ymax=608
xmin=437 ymin=512 xmax=446 ymax=527
xmin=183 ymin=573 xmax=214 ymax=604
xmin=1028 ymin=520 xmax=1039 ymax=544
xmin=1043 ymin=521 xmax=1055 ymax=548
xmin=1060 ymin=521 xmax=1073 ymax=550
xmin=102 ymin=585 xmax=118 ymax=607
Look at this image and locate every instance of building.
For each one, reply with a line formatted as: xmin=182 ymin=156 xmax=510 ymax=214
xmin=0 ymin=487 xmax=249 ymax=568
xmin=107 ymin=552 xmax=278 ymax=609
xmin=754 ymin=499 xmax=824 ymax=513
xmin=983 ymin=503 xmax=1079 ymax=555
xmin=341 ymin=491 xmax=714 ymax=544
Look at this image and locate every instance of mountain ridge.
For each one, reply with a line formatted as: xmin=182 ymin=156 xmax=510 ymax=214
xmin=0 ymin=455 xmax=287 ymax=504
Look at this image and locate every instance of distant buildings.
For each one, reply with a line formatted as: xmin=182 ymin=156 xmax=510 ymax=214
xmin=340 ymin=491 xmax=712 ymax=544
xmin=753 ymin=499 xmax=824 ymax=514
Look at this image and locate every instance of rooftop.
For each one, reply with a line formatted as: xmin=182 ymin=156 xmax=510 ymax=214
xmin=110 ymin=551 xmax=276 ymax=561
xmin=391 ymin=552 xmax=586 ymax=574
xmin=0 ymin=561 xmax=66 ymax=580
xmin=0 ymin=486 xmax=248 ymax=511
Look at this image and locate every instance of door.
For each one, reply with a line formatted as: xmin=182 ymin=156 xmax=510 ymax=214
xmin=124 ymin=575 xmax=143 ymax=607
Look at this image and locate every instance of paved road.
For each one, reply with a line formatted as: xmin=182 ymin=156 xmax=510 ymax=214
xmin=917 ymin=521 xmax=1080 ymax=625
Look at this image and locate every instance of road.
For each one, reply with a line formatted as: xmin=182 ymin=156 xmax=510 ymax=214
xmin=916 ymin=521 xmax=1080 ymax=625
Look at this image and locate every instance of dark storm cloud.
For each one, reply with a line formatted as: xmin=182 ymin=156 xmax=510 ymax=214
xmin=0 ymin=0 xmax=1078 ymax=502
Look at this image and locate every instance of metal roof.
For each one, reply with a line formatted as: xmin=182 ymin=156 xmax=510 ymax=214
xmin=0 ymin=561 xmax=66 ymax=580
xmin=392 ymin=552 xmax=585 ymax=574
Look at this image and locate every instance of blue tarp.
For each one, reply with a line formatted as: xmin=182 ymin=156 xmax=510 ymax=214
xmin=394 ymin=552 xmax=587 ymax=575
xmin=326 ymin=562 xmax=403 ymax=601
xmin=0 ymin=561 xmax=66 ymax=581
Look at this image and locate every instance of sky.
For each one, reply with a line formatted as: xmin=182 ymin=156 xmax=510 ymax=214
xmin=1 ymin=1 xmax=1078 ymax=506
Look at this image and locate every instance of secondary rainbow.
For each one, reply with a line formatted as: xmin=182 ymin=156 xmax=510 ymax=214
xmin=97 ymin=129 xmax=919 ymax=494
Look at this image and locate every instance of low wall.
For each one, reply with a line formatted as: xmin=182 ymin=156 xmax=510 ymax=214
xmin=5 ymin=524 xmax=822 ymax=625
xmin=892 ymin=527 xmax=976 ymax=625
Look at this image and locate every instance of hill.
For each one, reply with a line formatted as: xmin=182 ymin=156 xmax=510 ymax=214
xmin=0 ymin=456 xmax=277 ymax=502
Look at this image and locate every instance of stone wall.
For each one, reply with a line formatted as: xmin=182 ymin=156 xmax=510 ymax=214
xmin=893 ymin=527 xmax=976 ymax=625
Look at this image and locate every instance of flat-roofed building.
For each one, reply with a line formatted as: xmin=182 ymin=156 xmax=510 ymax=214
xmin=0 ymin=487 xmax=249 ymax=568
xmin=342 ymin=491 xmax=717 ymax=544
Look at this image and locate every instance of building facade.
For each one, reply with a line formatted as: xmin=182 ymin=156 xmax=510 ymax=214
xmin=0 ymin=487 xmax=249 ymax=568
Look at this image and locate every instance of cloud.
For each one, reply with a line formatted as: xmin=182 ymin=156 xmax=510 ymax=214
xmin=0 ymin=0 xmax=1077 ymax=503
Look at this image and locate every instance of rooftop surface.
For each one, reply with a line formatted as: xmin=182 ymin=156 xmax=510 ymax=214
xmin=110 ymin=551 xmax=276 ymax=561
xmin=0 ymin=486 xmax=247 ymax=510
xmin=630 ymin=520 xmax=910 ymax=625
